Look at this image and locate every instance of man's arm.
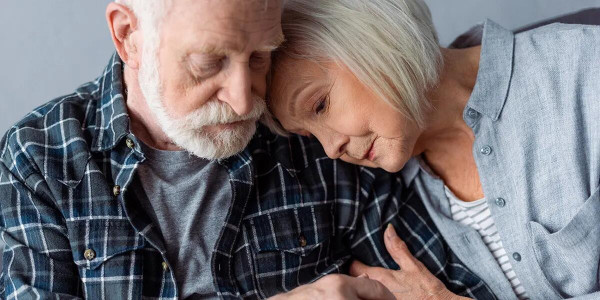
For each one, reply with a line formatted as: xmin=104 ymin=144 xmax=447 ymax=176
xmin=0 ymin=162 xmax=83 ymax=299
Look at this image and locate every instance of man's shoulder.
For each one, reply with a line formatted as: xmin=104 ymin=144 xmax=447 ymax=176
xmin=250 ymin=124 xmax=328 ymax=171
xmin=0 ymin=81 xmax=102 ymax=181
xmin=249 ymin=124 xmax=398 ymax=193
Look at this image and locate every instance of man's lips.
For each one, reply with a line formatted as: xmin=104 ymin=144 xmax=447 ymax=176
xmin=199 ymin=120 xmax=254 ymax=134
xmin=206 ymin=120 xmax=251 ymax=129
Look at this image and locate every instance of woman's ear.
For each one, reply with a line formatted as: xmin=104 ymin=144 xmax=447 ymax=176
xmin=106 ymin=2 xmax=142 ymax=69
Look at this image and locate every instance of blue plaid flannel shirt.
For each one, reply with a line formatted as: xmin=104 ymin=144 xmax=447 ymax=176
xmin=0 ymin=54 xmax=496 ymax=299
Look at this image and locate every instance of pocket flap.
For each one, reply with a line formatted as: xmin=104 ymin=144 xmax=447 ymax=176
xmin=244 ymin=204 xmax=333 ymax=256
xmin=527 ymin=185 xmax=600 ymax=297
xmin=67 ymin=219 xmax=145 ymax=269
xmin=529 ymin=185 xmax=600 ymax=246
xmin=44 ymin=143 xmax=92 ymax=189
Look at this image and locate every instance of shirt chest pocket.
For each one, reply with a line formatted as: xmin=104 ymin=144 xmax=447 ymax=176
xmin=528 ymin=185 xmax=600 ymax=298
xmin=243 ymin=204 xmax=344 ymax=298
xmin=67 ymin=219 xmax=146 ymax=284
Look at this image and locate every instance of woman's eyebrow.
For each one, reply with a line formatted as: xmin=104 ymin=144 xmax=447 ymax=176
xmin=288 ymin=82 xmax=310 ymax=117
xmin=288 ymin=76 xmax=328 ymax=117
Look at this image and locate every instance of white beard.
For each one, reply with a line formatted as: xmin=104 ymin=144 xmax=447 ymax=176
xmin=137 ymin=45 xmax=265 ymax=160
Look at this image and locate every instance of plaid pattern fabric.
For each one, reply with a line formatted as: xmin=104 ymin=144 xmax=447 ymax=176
xmin=0 ymin=54 xmax=496 ymax=299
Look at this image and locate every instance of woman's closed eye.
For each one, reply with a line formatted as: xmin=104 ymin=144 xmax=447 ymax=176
xmin=313 ymin=95 xmax=329 ymax=115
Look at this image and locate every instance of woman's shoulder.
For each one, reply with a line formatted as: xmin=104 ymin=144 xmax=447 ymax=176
xmin=510 ymin=23 xmax=600 ymax=93
xmin=513 ymin=22 xmax=600 ymax=60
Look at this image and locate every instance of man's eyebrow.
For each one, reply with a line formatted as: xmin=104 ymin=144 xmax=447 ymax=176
xmin=189 ymin=44 xmax=229 ymax=56
xmin=259 ymin=33 xmax=286 ymax=52
xmin=188 ymin=33 xmax=284 ymax=55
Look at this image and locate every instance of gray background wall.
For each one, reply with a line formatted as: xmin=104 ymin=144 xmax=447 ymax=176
xmin=0 ymin=0 xmax=599 ymax=271
xmin=2 ymin=0 xmax=600 ymax=133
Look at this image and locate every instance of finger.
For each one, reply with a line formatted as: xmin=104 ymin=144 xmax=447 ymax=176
xmin=384 ymin=224 xmax=415 ymax=270
xmin=349 ymin=260 xmax=371 ymax=277
xmin=357 ymin=273 xmax=369 ymax=279
xmin=350 ymin=277 xmax=396 ymax=300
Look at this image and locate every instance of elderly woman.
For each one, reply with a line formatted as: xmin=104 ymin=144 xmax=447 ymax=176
xmin=268 ymin=0 xmax=600 ymax=299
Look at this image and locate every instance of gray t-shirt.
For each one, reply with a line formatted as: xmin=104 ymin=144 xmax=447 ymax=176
xmin=131 ymin=141 xmax=231 ymax=299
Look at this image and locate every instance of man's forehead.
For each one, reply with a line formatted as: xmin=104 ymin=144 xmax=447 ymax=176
xmin=166 ymin=0 xmax=283 ymax=51
xmin=171 ymin=0 xmax=282 ymax=23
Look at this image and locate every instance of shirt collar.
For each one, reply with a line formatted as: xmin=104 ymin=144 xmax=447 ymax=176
xmin=400 ymin=157 xmax=421 ymax=186
xmin=90 ymin=53 xmax=131 ymax=152
xmin=401 ymin=20 xmax=515 ymax=187
xmin=467 ymin=20 xmax=515 ymax=121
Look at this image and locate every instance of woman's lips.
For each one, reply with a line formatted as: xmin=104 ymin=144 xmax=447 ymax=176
xmin=367 ymin=147 xmax=376 ymax=161
xmin=362 ymin=139 xmax=376 ymax=161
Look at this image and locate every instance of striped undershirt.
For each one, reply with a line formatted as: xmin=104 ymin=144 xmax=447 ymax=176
xmin=444 ymin=186 xmax=529 ymax=300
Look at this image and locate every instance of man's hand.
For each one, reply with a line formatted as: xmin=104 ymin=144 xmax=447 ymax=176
xmin=349 ymin=224 xmax=471 ymax=300
xmin=269 ymin=274 xmax=395 ymax=300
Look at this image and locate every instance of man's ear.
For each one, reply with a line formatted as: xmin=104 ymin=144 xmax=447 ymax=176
xmin=106 ymin=2 xmax=142 ymax=69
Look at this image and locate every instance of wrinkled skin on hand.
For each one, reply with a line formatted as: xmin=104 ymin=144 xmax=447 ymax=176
xmin=349 ymin=225 xmax=471 ymax=300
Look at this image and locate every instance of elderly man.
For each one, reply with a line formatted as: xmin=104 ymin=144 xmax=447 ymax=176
xmin=0 ymin=0 xmax=494 ymax=299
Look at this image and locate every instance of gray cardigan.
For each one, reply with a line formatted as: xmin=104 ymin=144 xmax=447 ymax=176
xmin=402 ymin=20 xmax=600 ymax=300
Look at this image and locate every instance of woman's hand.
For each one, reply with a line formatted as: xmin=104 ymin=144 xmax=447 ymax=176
xmin=269 ymin=273 xmax=395 ymax=300
xmin=349 ymin=224 xmax=471 ymax=300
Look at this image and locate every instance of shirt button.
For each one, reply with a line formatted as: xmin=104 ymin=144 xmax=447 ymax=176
xmin=84 ymin=248 xmax=96 ymax=261
xmin=113 ymin=185 xmax=121 ymax=196
xmin=126 ymin=138 xmax=135 ymax=149
xmin=467 ymin=109 xmax=479 ymax=118
xmin=512 ymin=252 xmax=522 ymax=262
xmin=162 ymin=261 xmax=169 ymax=271
xmin=480 ymin=146 xmax=493 ymax=156
xmin=495 ymin=198 xmax=506 ymax=207
xmin=298 ymin=234 xmax=307 ymax=247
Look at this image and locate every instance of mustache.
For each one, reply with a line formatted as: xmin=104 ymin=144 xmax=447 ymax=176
xmin=181 ymin=95 xmax=267 ymax=128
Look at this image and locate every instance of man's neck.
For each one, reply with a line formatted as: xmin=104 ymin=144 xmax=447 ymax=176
xmin=123 ymin=66 xmax=183 ymax=151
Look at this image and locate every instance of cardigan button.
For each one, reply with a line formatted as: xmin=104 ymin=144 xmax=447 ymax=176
xmin=512 ymin=252 xmax=522 ymax=262
xmin=480 ymin=146 xmax=492 ymax=156
xmin=495 ymin=198 xmax=506 ymax=207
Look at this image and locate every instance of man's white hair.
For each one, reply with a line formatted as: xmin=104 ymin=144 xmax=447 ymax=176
xmin=274 ymin=0 xmax=441 ymax=127
xmin=115 ymin=0 xmax=267 ymax=159
xmin=114 ymin=0 xmax=172 ymax=35
xmin=113 ymin=0 xmax=172 ymax=75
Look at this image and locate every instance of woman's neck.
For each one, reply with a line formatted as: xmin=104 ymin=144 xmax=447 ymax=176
xmin=413 ymin=46 xmax=482 ymax=156
xmin=411 ymin=46 xmax=486 ymax=202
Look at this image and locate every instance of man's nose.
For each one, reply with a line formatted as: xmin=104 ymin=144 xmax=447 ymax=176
xmin=219 ymin=63 xmax=254 ymax=116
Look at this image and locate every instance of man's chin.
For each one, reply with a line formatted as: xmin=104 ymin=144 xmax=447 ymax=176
xmin=169 ymin=121 xmax=257 ymax=160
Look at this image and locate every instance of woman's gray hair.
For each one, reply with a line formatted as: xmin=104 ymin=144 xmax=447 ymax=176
xmin=275 ymin=0 xmax=441 ymax=127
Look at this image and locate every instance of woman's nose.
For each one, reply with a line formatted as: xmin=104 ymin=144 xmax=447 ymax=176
xmin=322 ymin=133 xmax=348 ymax=159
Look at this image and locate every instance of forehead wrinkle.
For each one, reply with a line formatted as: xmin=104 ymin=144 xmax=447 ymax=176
xmin=171 ymin=0 xmax=282 ymax=52
xmin=208 ymin=0 xmax=281 ymax=25
xmin=191 ymin=21 xmax=282 ymax=54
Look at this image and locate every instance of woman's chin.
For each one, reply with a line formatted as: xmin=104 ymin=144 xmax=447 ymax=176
xmin=377 ymin=156 xmax=410 ymax=173
xmin=339 ymin=154 xmax=409 ymax=173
